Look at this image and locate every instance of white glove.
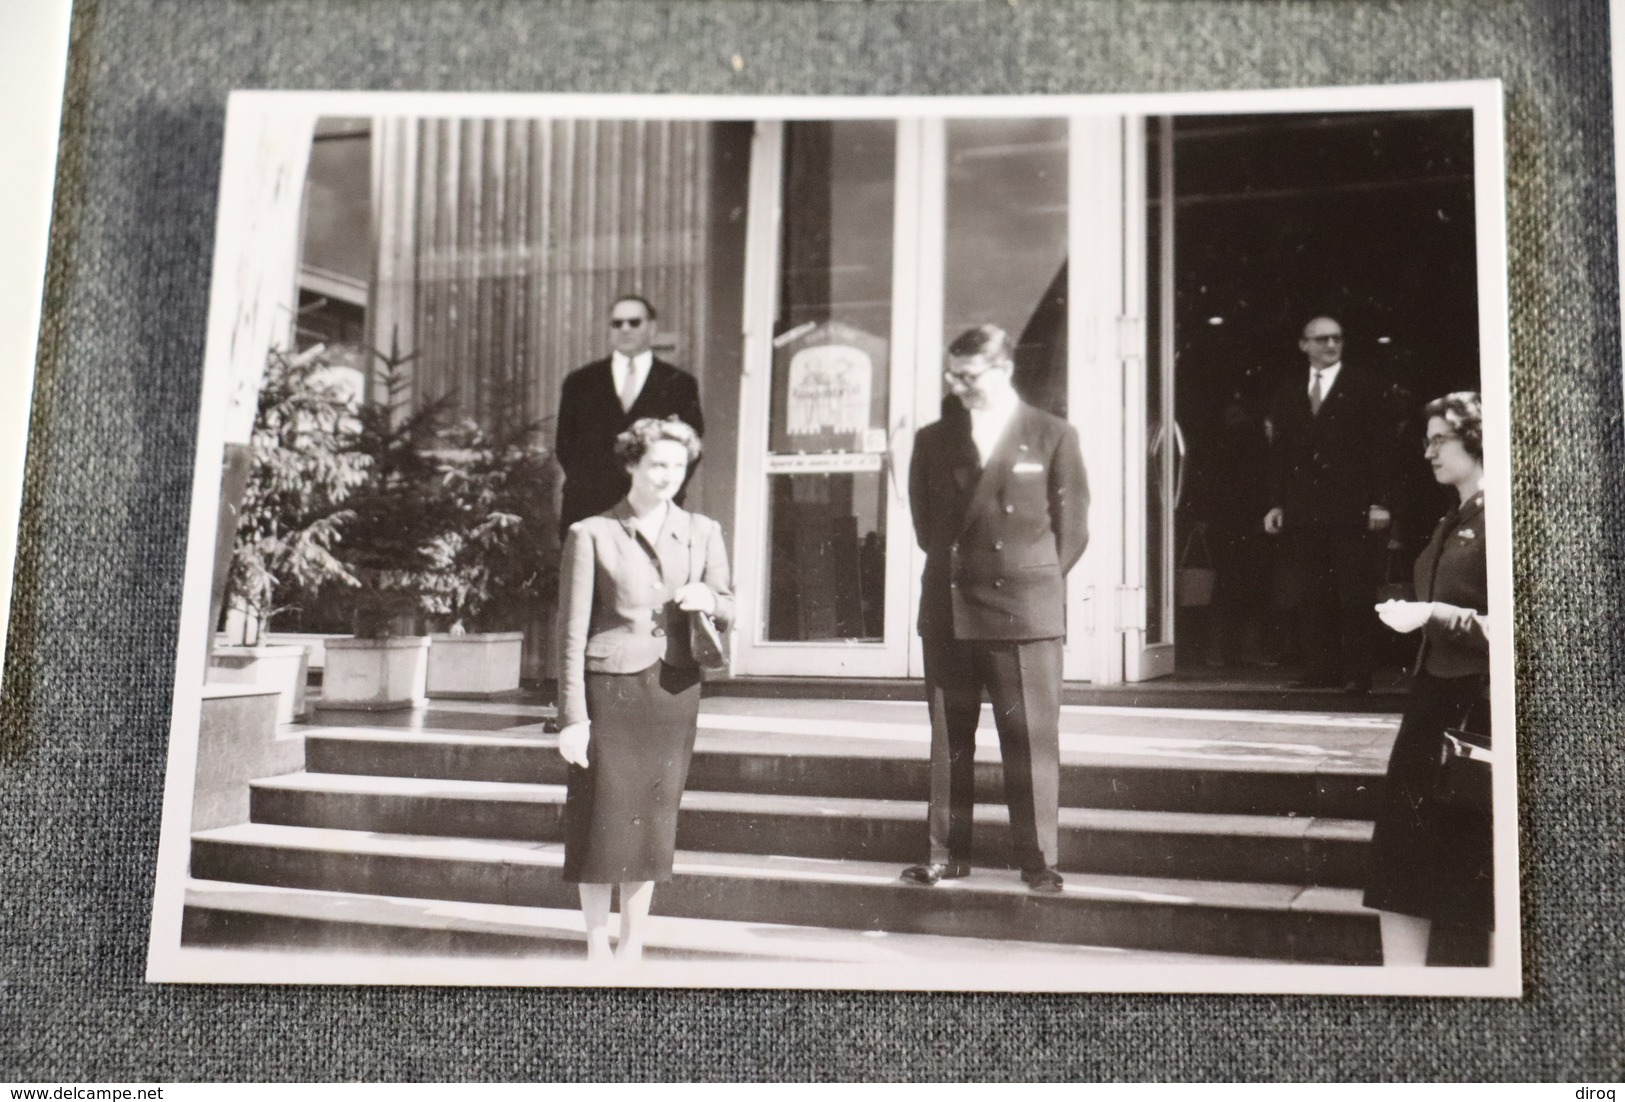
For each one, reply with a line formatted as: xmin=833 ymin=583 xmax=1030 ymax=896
xmin=1375 ymin=599 xmax=1434 ymax=634
xmin=557 ymin=721 xmax=591 ymax=767
xmin=674 ymin=582 xmax=717 ymax=613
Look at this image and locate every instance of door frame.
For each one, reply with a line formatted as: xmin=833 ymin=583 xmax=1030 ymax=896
xmin=729 ymin=111 xmax=1165 ymax=685
xmin=1123 ymin=114 xmax=1178 ymax=683
xmin=729 ymin=118 xmax=926 ymax=678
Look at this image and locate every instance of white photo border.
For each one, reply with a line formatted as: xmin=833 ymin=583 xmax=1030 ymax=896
xmin=146 ymin=80 xmax=1518 ymax=996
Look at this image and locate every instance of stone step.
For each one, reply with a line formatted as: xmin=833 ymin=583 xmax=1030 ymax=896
xmin=250 ymin=772 xmax=1370 ymax=887
xmin=188 ymin=823 xmax=1380 ymax=964
xmin=704 ymin=675 xmax=1410 ymax=715
xmin=303 ymin=726 xmax=1382 ymax=820
xmin=180 ymin=879 xmax=1264 ymax=966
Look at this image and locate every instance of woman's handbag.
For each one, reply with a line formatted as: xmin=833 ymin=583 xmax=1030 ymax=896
xmin=1176 ymin=523 xmax=1216 ymax=608
xmin=685 ymin=516 xmax=728 ymax=673
xmin=1432 ymin=683 xmax=1492 ymax=810
xmin=688 ymin=610 xmax=728 ymax=672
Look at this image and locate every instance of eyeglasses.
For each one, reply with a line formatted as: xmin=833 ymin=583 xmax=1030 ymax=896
xmin=1304 ymin=334 xmax=1343 ymax=344
xmin=609 ymin=317 xmax=647 ymax=330
xmin=944 ymin=357 xmax=1005 ymax=385
xmin=1424 ymin=432 xmax=1461 ymax=452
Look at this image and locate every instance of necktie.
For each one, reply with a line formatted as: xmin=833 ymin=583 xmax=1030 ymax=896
xmin=619 ymin=360 xmax=641 ymax=412
xmin=1309 ymin=369 xmax=1323 ymax=415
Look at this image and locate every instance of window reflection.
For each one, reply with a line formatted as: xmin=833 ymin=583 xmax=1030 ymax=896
xmin=944 ymin=118 xmax=1070 ymax=416
xmin=764 ymin=120 xmax=896 ymax=643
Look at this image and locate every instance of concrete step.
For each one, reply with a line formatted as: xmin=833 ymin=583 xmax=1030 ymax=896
xmin=704 ymin=675 xmax=1410 ymax=715
xmin=179 ymin=879 xmax=1268 ymax=966
xmin=249 ymin=771 xmax=1371 ymax=887
xmin=188 ymin=823 xmax=1380 ymax=964
xmin=303 ymin=726 xmax=1383 ymax=820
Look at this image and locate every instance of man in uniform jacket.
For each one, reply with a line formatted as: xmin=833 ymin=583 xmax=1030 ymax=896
xmin=1263 ymin=315 xmax=1393 ymax=692
xmin=555 ymin=295 xmax=705 ymax=534
xmin=902 ymin=325 xmax=1090 ymax=893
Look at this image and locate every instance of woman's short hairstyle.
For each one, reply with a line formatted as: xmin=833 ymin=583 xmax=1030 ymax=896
xmin=1422 ymin=391 xmax=1483 ymax=461
xmin=614 ymin=415 xmax=702 ymax=467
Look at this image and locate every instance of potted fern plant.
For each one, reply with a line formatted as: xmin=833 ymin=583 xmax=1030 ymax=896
xmin=422 ymin=401 xmax=561 ymax=698
xmin=318 ymin=339 xmax=459 ymax=711
xmin=215 ymin=344 xmax=367 ymax=722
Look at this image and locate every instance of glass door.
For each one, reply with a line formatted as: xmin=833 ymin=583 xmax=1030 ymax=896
xmin=1124 ymin=116 xmax=1178 ymax=681
xmin=731 ymin=119 xmax=922 ymax=676
xmin=733 ymin=113 xmax=1147 ymax=683
xmin=904 ymin=116 xmax=1073 ymax=678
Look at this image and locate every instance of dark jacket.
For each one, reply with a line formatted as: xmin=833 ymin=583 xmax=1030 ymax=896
xmin=1267 ymin=365 xmax=1391 ymax=530
xmin=555 ymin=357 xmax=704 ymax=532
xmin=910 ymin=401 xmax=1090 ymax=641
xmin=1414 ymin=490 xmax=1488 ymax=678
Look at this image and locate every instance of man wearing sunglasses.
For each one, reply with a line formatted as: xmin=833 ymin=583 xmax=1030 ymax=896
xmin=1263 ymin=315 xmax=1393 ymax=694
xmin=901 ymin=324 xmax=1089 ymax=894
xmin=555 ymin=295 xmax=705 ymax=534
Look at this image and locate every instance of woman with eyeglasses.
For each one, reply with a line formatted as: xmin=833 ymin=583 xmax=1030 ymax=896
xmin=1365 ymin=391 xmax=1493 ymax=966
xmin=554 ymin=416 xmax=732 ymax=963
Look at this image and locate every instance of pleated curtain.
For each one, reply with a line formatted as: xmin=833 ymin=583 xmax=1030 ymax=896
xmin=369 ymin=117 xmax=713 ymax=440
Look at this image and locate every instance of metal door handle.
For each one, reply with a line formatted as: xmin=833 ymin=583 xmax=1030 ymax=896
xmin=885 ymin=415 xmax=910 ymax=499
xmin=1172 ymin=420 xmax=1188 ymax=508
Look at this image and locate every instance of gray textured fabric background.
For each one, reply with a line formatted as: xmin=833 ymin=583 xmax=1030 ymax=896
xmin=2 ymin=0 xmax=1621 ymax=1082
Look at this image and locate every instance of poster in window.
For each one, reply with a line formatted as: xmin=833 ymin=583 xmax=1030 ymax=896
xmin=769 ymin=319 xmax=888 ymax=455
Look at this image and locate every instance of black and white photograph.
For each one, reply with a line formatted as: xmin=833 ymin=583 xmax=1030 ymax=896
xmin=145 ymin=82 xmax=1517 ymax=994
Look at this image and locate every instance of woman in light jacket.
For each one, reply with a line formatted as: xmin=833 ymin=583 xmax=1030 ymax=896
xmin=554 ymin=416 xmax=732 ymax=962
xmin=1366 ymin=391 xmax=1492 ymax=966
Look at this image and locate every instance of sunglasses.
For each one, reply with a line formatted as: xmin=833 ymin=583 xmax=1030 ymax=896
xmin=610 ymin=317 xmax=647 ymax=330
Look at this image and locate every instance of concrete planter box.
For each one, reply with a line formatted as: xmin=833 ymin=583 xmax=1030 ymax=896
xmin=208 ymin=644 xmax=310 ymax=723
xmin=427 ymin=631 xmax=525 ymax=699
xmin=262 ymin=632 xmax=348 ymax=672
xmin=193 ymin=684 xmax=304 ymax=830
xmin=319 ymin=636 xmax=430 ymax=711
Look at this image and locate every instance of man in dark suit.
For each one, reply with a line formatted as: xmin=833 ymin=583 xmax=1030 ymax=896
xmin=1263 ymin=315 xmax=1392 ymax=692
xmin=901 ymin=325 xmax=1090 ymax=894
xmin=555 ymin=295 xmax=705 ymax=534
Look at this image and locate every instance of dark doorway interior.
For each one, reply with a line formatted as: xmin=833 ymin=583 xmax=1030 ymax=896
xmin=1165 ymin=110 xmax=1481 ymax=681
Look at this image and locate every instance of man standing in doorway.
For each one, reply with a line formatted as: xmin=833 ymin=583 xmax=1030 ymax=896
xmin=554 ymin=295 xmax=705 ymax=534
xmin=1263 ymin=315 xmax=1391 ymax=693
xmin=902 ymin=325 xmax=1090 ymax=893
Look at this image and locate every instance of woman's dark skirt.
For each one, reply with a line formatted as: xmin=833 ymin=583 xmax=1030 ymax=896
xmin=1363 ymin=671 xmax=1494 ymax=929
xmin=561 ymin=660 xmax=702 ymax=884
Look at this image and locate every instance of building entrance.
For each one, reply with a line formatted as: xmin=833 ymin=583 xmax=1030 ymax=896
xmin=731 ymin=115 xmax=1143 ymax=683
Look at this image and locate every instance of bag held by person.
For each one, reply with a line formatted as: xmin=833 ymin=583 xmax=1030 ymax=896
xmin=1176 ymin=524 xmax=1216 ymax=608
xmin=685 ymin=516 xmax=728 ymax=672
xmin=1432 ymin=688 xmax=1492 ymax=810
xmin=688 ymin=610 xmax=727 ymax=672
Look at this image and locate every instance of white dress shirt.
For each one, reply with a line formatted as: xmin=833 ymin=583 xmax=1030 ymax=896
xmin=968 ymin=392 xmax=1020 ymax=466
xmin=1309 ymin=361 xmax=1342 ymax=400
xmin=612 ymin=350 xmax=654 ymax=411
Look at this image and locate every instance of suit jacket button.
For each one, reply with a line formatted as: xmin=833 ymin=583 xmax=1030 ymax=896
xmin=652 ymin=627 xmax=666 ymax=637
xmin=993 ymin=540 xmax=1003 ymax=550
xmin=1004 ymin=504 xmax=1015 ymax=514
xmin=993 ymin=578 xmax=1005 ymax=588
xmin=949 ymin=581 xmax=958 ymax=589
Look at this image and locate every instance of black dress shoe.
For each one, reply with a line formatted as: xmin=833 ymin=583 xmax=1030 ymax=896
xmin=900 ymin=862 xmax=970 ymax=886
xmin=1021 ymin=866 xmax=1065 ymax=893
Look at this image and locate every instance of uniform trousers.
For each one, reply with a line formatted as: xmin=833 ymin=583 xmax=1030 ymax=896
xmin=922 ymin=635 xmax=1063 ymax=872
